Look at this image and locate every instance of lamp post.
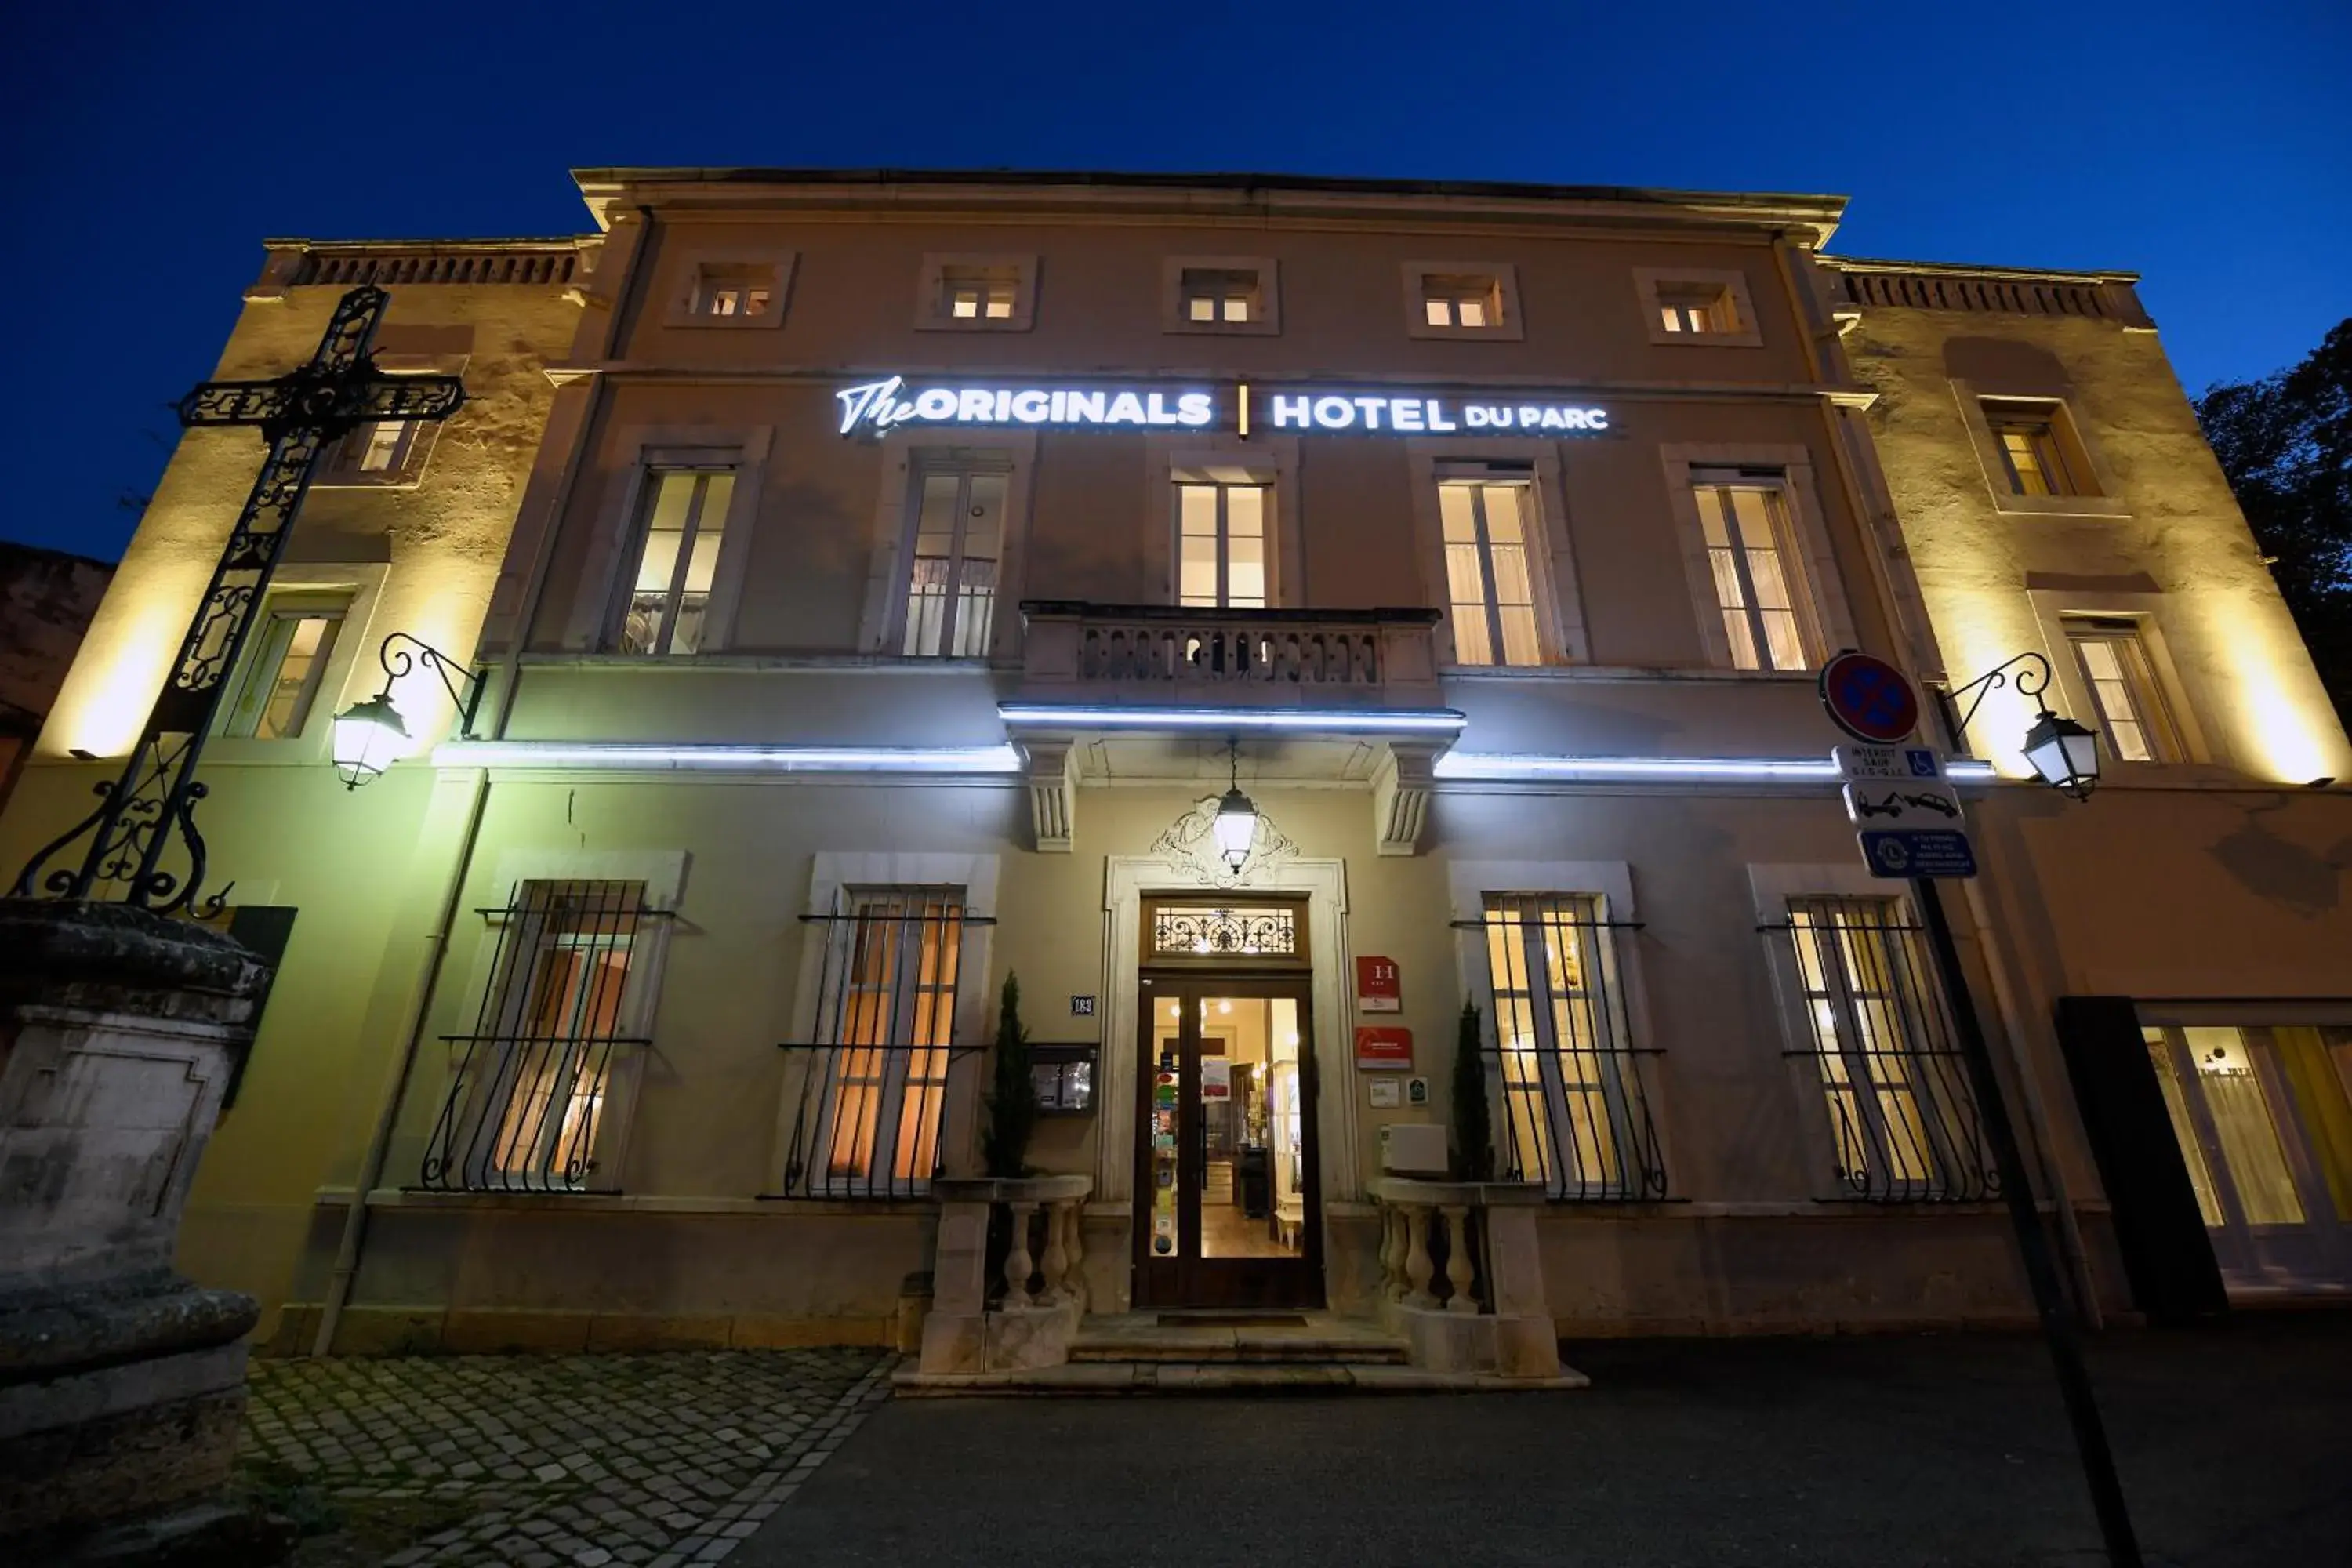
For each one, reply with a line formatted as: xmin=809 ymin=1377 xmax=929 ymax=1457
xmin=330 ymin=633 xmax=485 ymax=790
xmin=1925 ymin=650 xmax=2140 ymax=1567
xmin=1210 ymin=738 xmax=1258 ymax=871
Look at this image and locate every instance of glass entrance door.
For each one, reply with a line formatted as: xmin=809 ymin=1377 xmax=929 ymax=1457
xmin=2145 ymin=1025 xmax=2352 ymax=1290
xmin=1135 ymin=975 xmax=1319 ymax=1308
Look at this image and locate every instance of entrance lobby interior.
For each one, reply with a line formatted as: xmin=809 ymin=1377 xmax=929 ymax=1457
xmin=1138 ymin=979 xmax=1319 ymax=1308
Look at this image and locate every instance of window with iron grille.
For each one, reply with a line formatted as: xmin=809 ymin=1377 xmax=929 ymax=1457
xmin=1479 ymin=895 xmax=1667 ymax=1200
xmin=1783 ymin=896 xmax=1995 ymax=1201
xmin=421 ymin=880 xmax=656 ymax=1193
xmin=782 ymin=888 xmax=970 ymax=1198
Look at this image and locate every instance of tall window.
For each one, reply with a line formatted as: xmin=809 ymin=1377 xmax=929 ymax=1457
xmin=1482 ymin=895 xmax=1662 ymax=1199
xmin=220 ymin=596 xmax=347 ymax=739
xmin=1439 ymin=477 xmax=1540 ymax=666
xmin=1693 ymin=476 xmax=1808 ymax=671
xmin=426 ymin=879 xmax=648 ymax=1194
xmin=804 ymin=889 xmax=964 ymax=1196
xmin=1787 ymin=897 xmax=1988 ymax=1200
xmin=1177 ymin=481 xmax=1269 ymax=608
xmin=942 ymin=264 xmax=1017 ymax=321
xmin=1422 ymin=273 xmax=1501 ymax=329
xmin=2065 ymin=617 xmax=2178 ymax=763
xmin=621 ymin=469 xmax=733 ymax=655
xmin=1984 ymin=401 xmax=2092 ymax=497
xmin=1180 ymin=267 xmax=1260 ymax=325
xmin=904 ymin=466 xmax=1005 ymax=657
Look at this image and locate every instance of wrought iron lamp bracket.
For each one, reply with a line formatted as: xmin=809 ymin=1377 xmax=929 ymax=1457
xmin=377 ymin=633 xmax=487 ymax=739
xmin=1944 ymin=650 xmax=2058 ymax=736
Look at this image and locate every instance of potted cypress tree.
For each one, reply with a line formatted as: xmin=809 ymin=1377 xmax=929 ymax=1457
xmin=1451 ymin=1000 xmax=1494 ymax=1182
xmin=982 ymin=971 xmax=1036 ymax=1178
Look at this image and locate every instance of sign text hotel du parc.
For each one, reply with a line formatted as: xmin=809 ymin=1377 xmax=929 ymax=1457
xmin=834 ymin=376 xmax=1611 ymax=437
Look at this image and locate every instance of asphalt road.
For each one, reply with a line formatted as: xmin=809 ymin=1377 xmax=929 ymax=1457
xmin=734 ymin=1316 xmax=2352 ymax=1567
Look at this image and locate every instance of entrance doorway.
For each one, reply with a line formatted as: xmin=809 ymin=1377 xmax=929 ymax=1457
xmin=1134 ymin=974 xmax=1321 ymax=1308
xmin=2145 ymin=1024 xmax=2352 ymax=1291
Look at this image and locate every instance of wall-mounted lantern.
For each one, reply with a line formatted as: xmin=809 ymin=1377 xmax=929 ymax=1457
xmin=330 ymin=633 xmax=486 ymax=790
xmin=1945 ymin=651 xmax=2100 ymax=801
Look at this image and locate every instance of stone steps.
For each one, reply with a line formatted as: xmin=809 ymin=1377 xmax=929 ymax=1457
xmin=892 ymin=1361 xmax=1592 ymax=1396
xmin=1065 ymin=1312 xmax=1408 ymax=1366
xmin=1067 ymin=1337 xmax=1410 ymax=1365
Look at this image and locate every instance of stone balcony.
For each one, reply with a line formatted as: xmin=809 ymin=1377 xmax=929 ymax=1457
xmin=1007 ymin=603 xmax=1457 ymax=856
xmin=1015 ymin=601 xmax=1443 ymax=710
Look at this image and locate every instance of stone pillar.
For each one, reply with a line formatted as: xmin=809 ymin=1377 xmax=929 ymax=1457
xmin=0 ymin=900 xmax=273 ymax=1543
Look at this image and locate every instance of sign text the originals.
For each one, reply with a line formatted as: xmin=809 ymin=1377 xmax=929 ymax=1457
xmin=836 ymin=376 xmax=1615 ymax=439
xmin=1266 ymin=394 xmax=1608 ymax=434
xmin=837 ymin=376 xmax=1213 ymax=436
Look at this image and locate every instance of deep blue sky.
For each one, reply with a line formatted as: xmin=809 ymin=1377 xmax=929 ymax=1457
xmin=5 ymin=2 xmax=2347 ymax=561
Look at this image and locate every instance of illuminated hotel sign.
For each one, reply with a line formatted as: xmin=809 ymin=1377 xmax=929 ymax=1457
xmin=1263 ymin=393 xmax=1606 ymax=434
xmin=836 ymin=376 xmax=1214 ymax=435
xmin=835 ymin=376 xmax=1608 ymax=437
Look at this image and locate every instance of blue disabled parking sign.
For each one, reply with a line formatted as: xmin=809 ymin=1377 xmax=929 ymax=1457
xmin=1859 ymin=828 xmax=1978 ymax=880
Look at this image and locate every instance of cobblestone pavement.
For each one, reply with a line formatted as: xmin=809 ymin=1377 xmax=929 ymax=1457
xmin=239 ymin=1348 xmax=894 ymax=1566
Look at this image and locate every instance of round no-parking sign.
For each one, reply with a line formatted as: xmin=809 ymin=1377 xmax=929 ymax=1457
xmin=1818 ymin=650 xmax=1921 ymax=744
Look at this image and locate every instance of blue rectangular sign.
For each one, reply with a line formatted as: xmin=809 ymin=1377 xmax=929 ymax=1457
xmin=1858 ymin=828 xmax=1978 ymax=880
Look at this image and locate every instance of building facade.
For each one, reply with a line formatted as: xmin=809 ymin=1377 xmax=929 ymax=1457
xmin=5 ymin=171 xmax=2347 ymax=1356
xmin=0 ymin=540 xmax=113 ymax=808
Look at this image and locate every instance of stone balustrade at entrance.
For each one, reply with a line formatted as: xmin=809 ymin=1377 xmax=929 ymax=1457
xmin=1018 ymin=602 xmax=1442 ymax=706
xmin=919 ymin=1174 xmax=1094 ymax=1375
xmin=1372 ymin=1178 xmax=1562 ymax=1381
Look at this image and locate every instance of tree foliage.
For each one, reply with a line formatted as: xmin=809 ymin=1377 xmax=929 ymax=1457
xmin=982 ymin=971 xmax=1036 ymax=1178
xmin=1451 ymin=1001 xmax=1494 ymax=1182
xmin=2194 ymin=318 xmax=2352 ymax=733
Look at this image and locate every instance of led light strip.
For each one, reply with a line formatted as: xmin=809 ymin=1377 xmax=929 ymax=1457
xmin=1433 ymin=753 xmax=2002 ymax=784
xmin=430 ymin=742 xmax=1025 ymax=774
xmin=997 ymin=704 xmax=1467 ymax=734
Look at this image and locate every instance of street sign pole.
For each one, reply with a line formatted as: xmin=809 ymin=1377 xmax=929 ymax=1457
xmin=1912 ymin=876 xmax=2144 ymax=1567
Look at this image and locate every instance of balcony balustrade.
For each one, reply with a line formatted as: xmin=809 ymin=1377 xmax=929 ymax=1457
xmin=1018 ymin=601 xmax=1441 ymax=709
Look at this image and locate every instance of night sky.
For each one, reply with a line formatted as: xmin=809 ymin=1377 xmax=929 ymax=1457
xmin=5 ymin=2 xmax=2347 ymax=561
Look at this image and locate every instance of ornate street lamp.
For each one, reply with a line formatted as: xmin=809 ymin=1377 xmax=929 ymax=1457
xmin=1945 ymin=652 xmax=2101 ymax=800
xmin=331 ymin=633 xmax=485 ymax=790
xmin=2020 ymin=709 xmax=2102 ymax=801
xmin=1210 ymin=738 xmax=1258 ymax=870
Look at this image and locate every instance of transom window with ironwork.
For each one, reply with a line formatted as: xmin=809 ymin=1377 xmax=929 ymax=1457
xmin=1149 ymin=902 xmax=1301 ymax=961
xmin=782 ymin=888 xmax=979 ymax=1199
xmin=421 ymin=879 xmax=666 ymax=1194
xmin=1477 ymin=895 xmax=1666 ymax=1200
xmin=1778 ymin=896 xmax=1996 ymax=1202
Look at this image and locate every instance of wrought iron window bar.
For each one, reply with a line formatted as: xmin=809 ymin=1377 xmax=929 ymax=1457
xmin=773 ymin=901 xmax=989 ymax=1201
xmin=1759 ymin=906 xmax=1999 ymax=1203
xmin=1453 ymin=913 xmax=1669 ymax=1201
xmin=1151 ymin=905 xmax=1298 ymax=958
xmin=416 ymin=880 xmax=672 ymax=1196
